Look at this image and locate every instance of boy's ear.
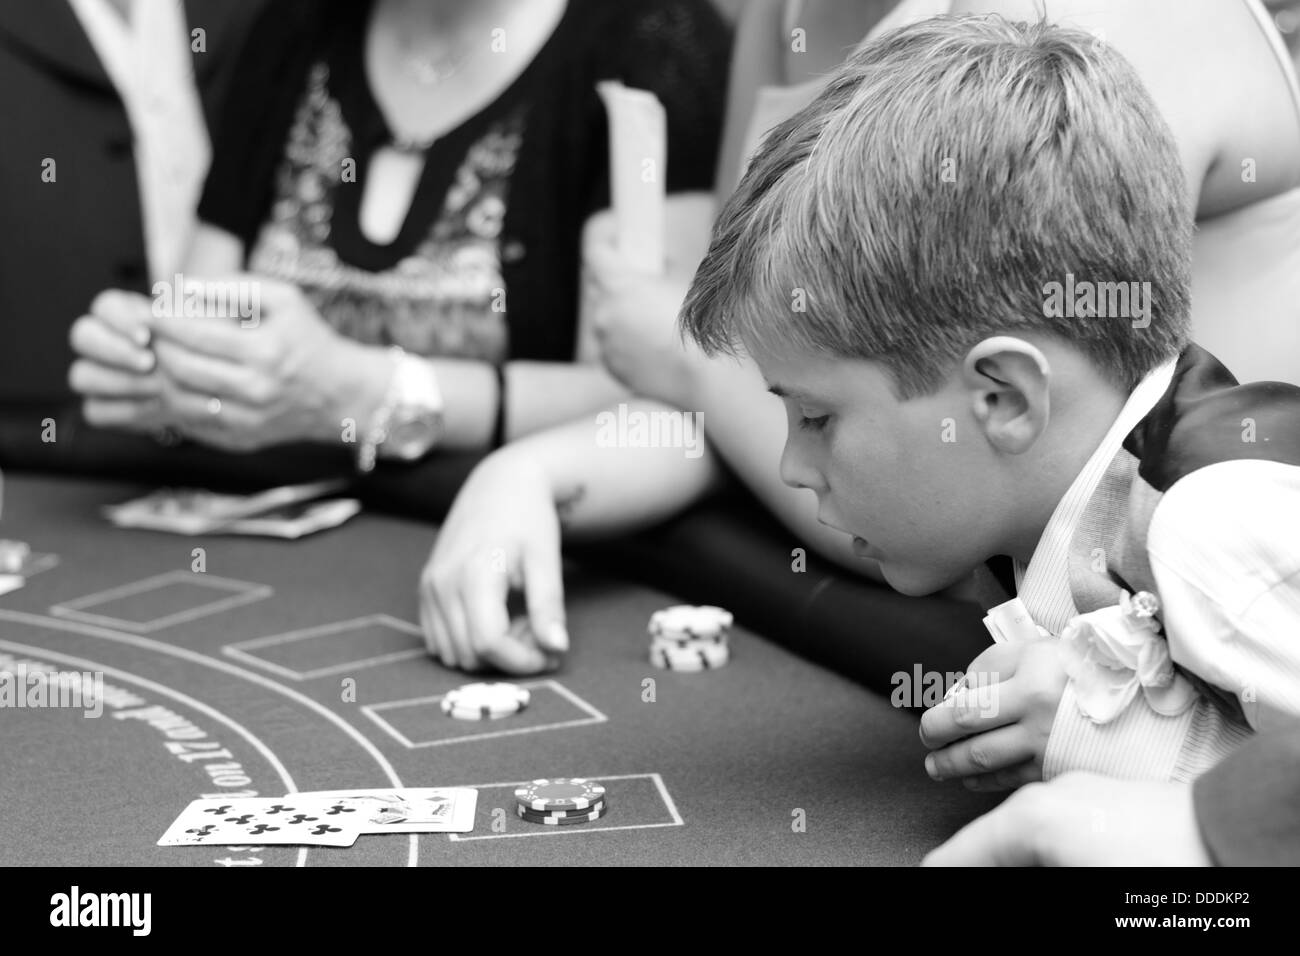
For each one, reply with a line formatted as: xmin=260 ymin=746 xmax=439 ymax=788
xmin=961 ymin=336 xmax=1051 ymax=454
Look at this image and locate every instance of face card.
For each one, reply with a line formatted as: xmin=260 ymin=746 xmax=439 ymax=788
xmin=157 ymin=797 xmax=365 ymax=847
xmin=289 ymin=788 xmax=478 ymax=833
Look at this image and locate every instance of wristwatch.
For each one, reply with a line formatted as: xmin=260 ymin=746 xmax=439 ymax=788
xmin=357 ymin=348 xmax=444 ymax=472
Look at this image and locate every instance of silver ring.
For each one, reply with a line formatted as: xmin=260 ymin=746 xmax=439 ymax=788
xmin=206 ymin=396 xmax=222 ymax=417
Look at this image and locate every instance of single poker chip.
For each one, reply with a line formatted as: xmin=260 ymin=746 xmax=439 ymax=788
xmin=441 ymin=682 xmax=530 ymax=720
xmin=516 ymin=804 xmax=607 ymax=826
xmin=648 ymin=605 xmax=733 ymax=640
xmin=650 ymin=642 xmax=730 ymax=672
xmin=0 ymin=539 xmax=31 ymax=574
xmin=514 ymin=778 xmax=606 ymax=812
xmin=517 ymin=799 xmax=608 ymax=823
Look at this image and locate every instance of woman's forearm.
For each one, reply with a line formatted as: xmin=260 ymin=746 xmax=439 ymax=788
xmin=503 ymin=361 xmax=629 ymax=441
xmin=507 ymin=397 xmax=723 ymax=539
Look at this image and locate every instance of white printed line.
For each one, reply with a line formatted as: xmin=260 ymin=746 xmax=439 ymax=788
xmin=0 ymin=637 xmax=308 ymax=869
xmin=447 ymin=772 xmax=681 ymax=842
xmin=222 ymin=615 xmax=425 ymax=680
xmin=0 ymin=608 xmax=417 ymax=868
xmin=360 ymin=679 xmax=608 ymax=748
xmin=50 ymin=570 xmax=272 ymax=633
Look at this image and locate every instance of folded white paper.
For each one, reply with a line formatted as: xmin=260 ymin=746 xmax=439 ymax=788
xmin=596 ymin=80 xmax=667 ymax=274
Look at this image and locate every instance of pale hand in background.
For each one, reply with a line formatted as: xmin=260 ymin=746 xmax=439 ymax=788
xmin=418 ymin=447 xmax=569 ymax=675
xmin=923 ymin=771 xmax=1213 ymax=866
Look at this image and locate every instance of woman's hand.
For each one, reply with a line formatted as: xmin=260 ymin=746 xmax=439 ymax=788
xmin=146 ymin=277 xmax=390 ymax=452
xmin=69 ymin=291 xmax=168 ymax=433
xmin=582 ymin=211 xmax=707 ymax=409
xmin=418 ymin=447 xmax=570 ymax=674
xmin=919 ymin=638 xmax=1069 ymax=790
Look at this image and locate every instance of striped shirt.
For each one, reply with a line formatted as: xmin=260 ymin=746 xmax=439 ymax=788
xmin=1016 ymin=363 xmax=1300 ymax=781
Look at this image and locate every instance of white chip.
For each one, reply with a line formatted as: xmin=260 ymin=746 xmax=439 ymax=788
xmin=648 ymin=604 xmax=734 ymax=638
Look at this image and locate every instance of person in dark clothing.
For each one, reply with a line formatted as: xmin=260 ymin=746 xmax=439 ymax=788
xmin=68 ymin=0 xmax=730 ymax=469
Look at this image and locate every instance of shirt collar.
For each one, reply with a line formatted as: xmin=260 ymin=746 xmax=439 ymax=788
xmin=1014 ymin=358 xmax=1178 ymax=634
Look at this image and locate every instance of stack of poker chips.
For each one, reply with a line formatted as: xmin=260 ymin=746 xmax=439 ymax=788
xmin=440 ymin=682 xmax=530 ymax=721
xmin=648 ymin=604 xmax=733 ymax=671
xmin=515 ymin=778 xmax=608 ymax=826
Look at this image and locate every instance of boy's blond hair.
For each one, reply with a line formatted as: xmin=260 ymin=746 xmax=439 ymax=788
xmin=681 ymin=16 xmax=1194 ymax=397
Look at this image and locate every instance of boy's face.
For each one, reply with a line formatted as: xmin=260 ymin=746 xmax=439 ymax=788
xmin=755 ymin=346 xmax=1010 ymax=596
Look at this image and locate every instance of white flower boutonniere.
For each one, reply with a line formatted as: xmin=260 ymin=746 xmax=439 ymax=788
xmin=1059 ymin=590 xmax=1197 ymax=724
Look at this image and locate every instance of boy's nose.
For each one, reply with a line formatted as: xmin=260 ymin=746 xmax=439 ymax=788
xmin=779 ymin=439 xmax=826 ymax=492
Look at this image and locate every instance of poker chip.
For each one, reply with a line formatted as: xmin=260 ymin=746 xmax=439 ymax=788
xmin=650 ymin=642 xmax=730 ymax=672
xmin=514 ymin=778 xmax=606 ymax=812
xmin=516 ymin=804 xmax=607 ymax=826
xmin=517 ymin=799 xmax=608 ymax=822
xmin=648 ymin=605 xmax=733 ymax=640
xmin=0 ymin=539 xmax=30 ymax=575
xmin=441 ymin=682 xmax=530 ymax=720
xmin=650 ymin=631 xmax=728 ymax=651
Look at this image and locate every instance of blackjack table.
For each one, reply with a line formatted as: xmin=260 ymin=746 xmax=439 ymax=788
xmin=0 ymin=468 xmax=998 ymax=867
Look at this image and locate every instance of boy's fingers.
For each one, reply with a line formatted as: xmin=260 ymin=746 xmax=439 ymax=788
xmin=925 ymin=724 xmax=1034 ymax=781
xmin=919 ymin=678 xmax=1017 ymax=748
xmin=964 ymin=641 xmax=1024 ymax=687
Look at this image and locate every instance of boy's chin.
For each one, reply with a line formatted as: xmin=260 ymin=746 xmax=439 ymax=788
xmin=879 ymin=561 xmax=967 ymax=598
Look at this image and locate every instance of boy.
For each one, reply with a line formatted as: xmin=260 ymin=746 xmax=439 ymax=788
xmin=679 ymin=15 xmax=1300 ymax=785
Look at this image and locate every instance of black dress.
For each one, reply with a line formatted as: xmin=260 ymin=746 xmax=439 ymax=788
xmin=198 ymin=0 xmax=731 ymax=365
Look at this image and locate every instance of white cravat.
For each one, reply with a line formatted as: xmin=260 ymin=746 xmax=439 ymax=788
xmin=68 ymin=0 xmax=211 ymax=280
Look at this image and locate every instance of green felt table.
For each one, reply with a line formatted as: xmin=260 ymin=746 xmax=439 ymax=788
xmin=0 ymin=473 xmax=1000 ymax=866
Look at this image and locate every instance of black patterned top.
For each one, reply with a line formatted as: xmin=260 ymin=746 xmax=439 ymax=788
xmin=198 ymin=0 xmax=730 ymax=364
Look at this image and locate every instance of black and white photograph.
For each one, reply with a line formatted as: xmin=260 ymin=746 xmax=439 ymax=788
xmin=0 ymin=0 xmax=1297 ymax=927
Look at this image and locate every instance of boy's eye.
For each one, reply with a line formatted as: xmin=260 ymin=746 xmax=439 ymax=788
xmin=798 ymin=414 xmax=830 ymax=432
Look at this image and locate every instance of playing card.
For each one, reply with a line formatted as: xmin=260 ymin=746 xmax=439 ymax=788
xmin=157 ymin=796 xmax=365 ymax=847
xmin=288 ymin=788 xmax=478 ymax=834
xmin=105 ymin=480 xmax=349 ymax=536
xmin=219 ymin=498 xmax=361 ymax=539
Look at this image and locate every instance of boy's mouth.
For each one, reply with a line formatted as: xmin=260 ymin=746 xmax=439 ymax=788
xmin=851 ymin=536 xmax=877 ymax=559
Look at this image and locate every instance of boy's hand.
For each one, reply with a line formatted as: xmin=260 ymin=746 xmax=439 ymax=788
xmin=417 ymin=448 xmax=569 ymax=675
xmin=919 ymin=637 xmax=1068 ymax=790
xmin=923 ymin=772 xmax=1212 ymax=866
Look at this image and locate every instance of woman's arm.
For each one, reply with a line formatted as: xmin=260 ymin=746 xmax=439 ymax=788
xmin=949 ymin=0 xmax=1300 ymax=213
